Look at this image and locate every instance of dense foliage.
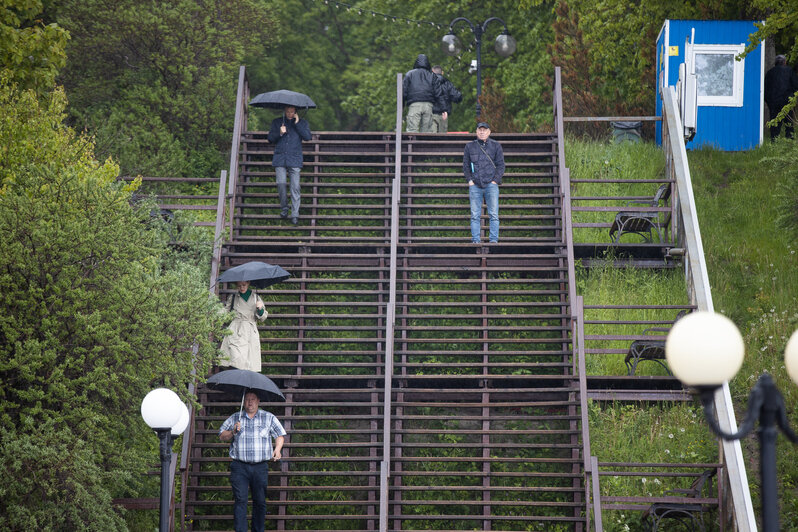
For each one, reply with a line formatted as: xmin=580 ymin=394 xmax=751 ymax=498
xmin=18 ymin=0 xmax=789 ymax=169
xmin=244 ymin=0 xmax=555 ymax=133
xmin=50 ymin=0 xmax=278 ymax=178
xmin=0 ymin=0 xmax=67 ymax=96
xmin=0 ymin=79 xmax=228 ymax=530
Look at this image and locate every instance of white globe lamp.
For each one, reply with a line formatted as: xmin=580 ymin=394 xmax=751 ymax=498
xmin=171 ymin=402 xmax=190 ymax=437
xmin=665 ymin=311 xmax=745 ymax=386
xmin=141 ymin=387 xmax=184 ymax=429
xmin=785 ymin=330 xmax=798 ymax=386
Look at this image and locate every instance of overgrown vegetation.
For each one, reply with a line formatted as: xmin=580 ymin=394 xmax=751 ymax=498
xmin=0 ymin=78 xmax=229 ymax=530
xmin=567 ymin=137 xmax=798 ymax=530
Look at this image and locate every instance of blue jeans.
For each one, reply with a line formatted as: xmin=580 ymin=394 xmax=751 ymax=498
xmin=230 ymin=460 xmax=269 ymax=532
xmin=469 ymin=183 xmax=499 ymax=243
xmin=275 ymin=166 xmax=301 ymax=218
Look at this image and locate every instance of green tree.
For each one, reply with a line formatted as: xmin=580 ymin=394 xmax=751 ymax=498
xmin=0 ymin=79 xmax=228 ymax=530
xmin=0 ymin=0 xmax=68 ymax=96
xmin=246 ymin=0 xmax=554 ymax=133
xmin=550 ymin=0 xmax=753 ymax=133
xmin=51 ymin=0 xmax=278 ymax=178
xmin=743 ymin=0 xmax=798 ymax=125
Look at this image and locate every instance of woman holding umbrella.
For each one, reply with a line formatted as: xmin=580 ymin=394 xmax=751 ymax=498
xmin=220 ymin=280 xmax=268 ymax=372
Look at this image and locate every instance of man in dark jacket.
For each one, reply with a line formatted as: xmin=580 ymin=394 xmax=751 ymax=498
xmin=464 ymin=122 xmax=505 ymax=244
xmin=431 ymin=65 xmax=462 ymax=133
xmin=764 ymin=55 xmax=798 ymax=140
xmin=267 ymin=106 xmax=312 ymax=225
xmin=402 ymin=54 xmax=445 ymax=133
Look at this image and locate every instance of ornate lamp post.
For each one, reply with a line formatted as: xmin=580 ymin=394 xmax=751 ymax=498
xmin=141 ymin=388 xmax=190 ymax=531
xmin=665 ymin=311 xmax=798 ymax=532
xmin=441 ymin=16 xmax=516 ymax=119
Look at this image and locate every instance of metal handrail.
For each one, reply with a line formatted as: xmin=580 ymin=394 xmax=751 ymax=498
xmin=553 ymin=66 xmax=596 ymax=528
xmin=228 ymin=66 xmax=248 ymax=241
xmin=574 ymin=297 xmax=597 ymax=528
xmin=589 ymin=455 xmax=603 ymax=530
xmin=209 ymin=169 xmax=229 ymax=293
xmin=177 ymin=168 xmax=228 ymax=531
xmin=660 ymin=85 xmax=756 ymax=531
xmin=553 ymin=67 xmax=579 ymax=312
xmin=379 ymin=72 xmax=403 ymax=532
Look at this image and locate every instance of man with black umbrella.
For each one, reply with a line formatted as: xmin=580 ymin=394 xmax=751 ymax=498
xmin=219 ymin=390 xmax=286 ymax=532
xmin=267 ymin=105 xmax=312 ymax=224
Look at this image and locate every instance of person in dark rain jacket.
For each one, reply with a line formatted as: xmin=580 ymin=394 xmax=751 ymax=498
xmin=431 ymin=65 xmax=462 ymax=133
xmin=463 ymin=122 xmax=505 ymax=244
xmin=764 ymin=55 xmax=798 ymax=140
xmin=402 ymin=54 xmax=446 ymax=133
xmin=267 ymin=106 xmax=312 ymax=224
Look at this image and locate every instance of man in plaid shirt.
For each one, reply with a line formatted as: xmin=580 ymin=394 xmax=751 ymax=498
xmin=219 ymin=390 xmax=286 ymax=532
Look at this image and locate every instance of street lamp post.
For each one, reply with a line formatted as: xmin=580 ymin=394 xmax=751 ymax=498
xmin=441 ymin=16 xmax=516 ymax=119
xmin=141 ymin=388 xmax=190 ymax=532
xmin=665 ymin=311 xmax=798 ymax=532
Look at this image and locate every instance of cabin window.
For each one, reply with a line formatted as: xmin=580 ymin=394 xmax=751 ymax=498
xmin=692 ymin=44 xmax=745 ymax=107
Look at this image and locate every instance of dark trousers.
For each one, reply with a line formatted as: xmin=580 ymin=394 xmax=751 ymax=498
xmin=769 ymin=102 xmax=795 ymax=140
xmin=230 ymin=460 xmax=269 ymax=532
xmin=770 ymin=121 xmax=795 ymax=140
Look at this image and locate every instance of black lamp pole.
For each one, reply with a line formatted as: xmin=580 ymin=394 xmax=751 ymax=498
xmin=442 ymin=17 xmax=515 ymax=119
xmin=696 ymin=374 xmax=798 ymax=532
xmin=155 ymin=428 xmax=174 ymax=532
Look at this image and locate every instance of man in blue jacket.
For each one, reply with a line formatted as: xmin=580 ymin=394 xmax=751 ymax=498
xmin=267 ymin=106 xmax=312 ymax=224
xmin=464 ymin=122 xmax=505 ymax=244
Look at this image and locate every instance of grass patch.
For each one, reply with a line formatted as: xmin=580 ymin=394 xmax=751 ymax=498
xmin=568 ymin=137 xmax=798 ymax=529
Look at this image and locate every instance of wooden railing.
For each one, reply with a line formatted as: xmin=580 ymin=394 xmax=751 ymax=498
xmin=119 ymin=176 xmax=219 ymax=227
xmin=591 ymin=460 xmax=724 ymax=529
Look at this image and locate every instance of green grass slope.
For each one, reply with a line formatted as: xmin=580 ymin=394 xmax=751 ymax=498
xmin=567 ymin=137 xmax=798 ymax=530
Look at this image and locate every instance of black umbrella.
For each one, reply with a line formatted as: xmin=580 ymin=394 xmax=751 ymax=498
xmin=206 ymin=369 xmax=285 ymax=421
xmin=218 ymin=261 xmax=290 ymax=289
xmin=207 ymin=369 xmax=285 ymax=402
xmin=249 ymin=89 xmax=317 ymax=110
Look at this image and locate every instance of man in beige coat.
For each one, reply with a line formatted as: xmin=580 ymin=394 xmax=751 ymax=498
xmin=220 ymin=281 xmax=268 ymax=371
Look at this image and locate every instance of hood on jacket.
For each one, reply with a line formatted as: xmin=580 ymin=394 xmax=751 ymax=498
xmin=413 ymin=54 xmax=431 ymax=70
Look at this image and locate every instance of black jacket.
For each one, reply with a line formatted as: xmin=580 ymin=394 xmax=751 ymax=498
xmin=432 ymin=74 xmax=463 ymax=114
xmin=267 ymin=115 xmax=312 ymax=168
xmin=765 ymin=64 xmax=798 ymax=110
xmin=402 ymin=54 xmax=445 ymax=109
xmin=463 ymin=138 xmax=505 ymax=188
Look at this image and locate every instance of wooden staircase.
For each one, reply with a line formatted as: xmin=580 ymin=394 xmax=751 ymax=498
xmin=182 ymin=131 xmax=586 ymax=531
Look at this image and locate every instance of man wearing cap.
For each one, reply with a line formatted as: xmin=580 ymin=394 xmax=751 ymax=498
xmin=764 ymin=54 xmax=798 ymax=140
xmin=219 ymin=391 xmax=286 ymax=532
xmin=464 ymin=122 xmax=505 ymax=244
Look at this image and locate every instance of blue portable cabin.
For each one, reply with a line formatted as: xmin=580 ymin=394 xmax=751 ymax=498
xmin=655 ymin=19 xmax=764 ymax=151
